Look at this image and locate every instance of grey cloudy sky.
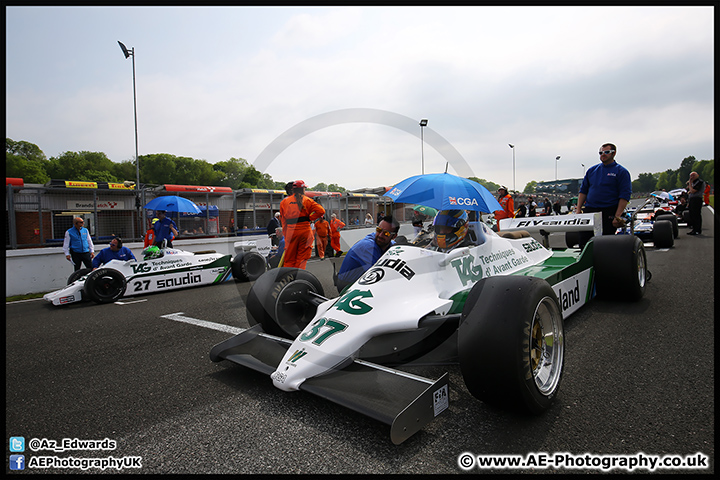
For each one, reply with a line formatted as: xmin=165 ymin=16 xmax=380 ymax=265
xmin=5 ymin=6 xmax=714 ymax=191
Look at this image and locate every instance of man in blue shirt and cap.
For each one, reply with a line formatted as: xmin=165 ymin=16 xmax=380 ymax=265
xmin=575 ymin=143 xmax=632 ymax=235
xmin=153 ymin=210 xmax=179 ymax=248
xmin=335 ymin=215 xmax=400 ymax=293
xmin=92 ymin=237 xmax=136 ymax=269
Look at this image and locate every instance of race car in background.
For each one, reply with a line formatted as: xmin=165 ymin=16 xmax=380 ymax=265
xmin=210 ymin=213 xmax=649 ymax=444
xmin=616 ymin=194 xmax=679 ymax=248
xmin=43 ymin=242 xmax=268 ymax=306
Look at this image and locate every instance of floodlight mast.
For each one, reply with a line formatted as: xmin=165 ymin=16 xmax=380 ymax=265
xmin=118 ymin=41 xmax=141 ymax=238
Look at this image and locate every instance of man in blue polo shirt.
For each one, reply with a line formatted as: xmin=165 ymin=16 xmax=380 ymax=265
xmin=153 ymin=210 xmax=179 ymax=248
xmin=92 ymin=237 xmax=136 ymax=269
xmin=335 ymin=215 xmax=400 ymax=294
xmin=63 ymin=217 xmax=95 ymax=271
xmin=575 ymin=143 xmax=632 ymax=235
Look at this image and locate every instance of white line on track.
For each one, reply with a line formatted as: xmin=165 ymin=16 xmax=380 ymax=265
xmin=160 ymin=312 xmax=245 ymax=335
xmin=115 ymin=299 xmax=148 ymax=305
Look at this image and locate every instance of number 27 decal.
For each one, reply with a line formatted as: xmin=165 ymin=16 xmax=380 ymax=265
xmin=299 ymin=318 xmax=348 ymax=345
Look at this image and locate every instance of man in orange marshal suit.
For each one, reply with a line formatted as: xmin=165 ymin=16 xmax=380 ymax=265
xmin=279 ymin=180 xmax=325 ymax=269
xmin=493 ymin=186 xmax=515 ymax=231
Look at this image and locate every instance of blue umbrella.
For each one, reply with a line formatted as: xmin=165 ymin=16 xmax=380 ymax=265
xmin=144 ymin=195 xmax=202 ymax=214
xmin=386 ymin=173 xmax=503 ymax=213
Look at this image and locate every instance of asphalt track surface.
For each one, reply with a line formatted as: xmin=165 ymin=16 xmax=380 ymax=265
xmin=6 ymin=206 xmax=714 ymax=474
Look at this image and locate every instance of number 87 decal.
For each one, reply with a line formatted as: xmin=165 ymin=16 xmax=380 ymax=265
xmin=299 ymin=318 xmax=348 ymax=345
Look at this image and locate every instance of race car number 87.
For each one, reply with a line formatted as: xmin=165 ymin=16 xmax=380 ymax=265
xmin=299 ymin=318 xmax=348 ymax=345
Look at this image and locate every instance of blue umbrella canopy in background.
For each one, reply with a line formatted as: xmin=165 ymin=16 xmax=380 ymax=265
xmin=144 ymin=195 xmax=202 ymax=214
xmin=386 ymin=173 xmax=503 ymax=213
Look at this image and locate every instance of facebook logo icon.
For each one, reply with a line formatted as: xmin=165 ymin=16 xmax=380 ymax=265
xmin=10 ymin=454 xmax=25 ymax=470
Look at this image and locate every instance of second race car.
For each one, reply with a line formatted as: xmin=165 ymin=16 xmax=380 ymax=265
xmin=43 ymin=242 xmax=268 ymax=306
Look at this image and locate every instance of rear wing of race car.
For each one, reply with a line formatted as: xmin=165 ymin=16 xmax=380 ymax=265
xmin=498 ymin=212 xmax=602 ymax=245
xmin=210 ymin=326 xmax=449 ymax=445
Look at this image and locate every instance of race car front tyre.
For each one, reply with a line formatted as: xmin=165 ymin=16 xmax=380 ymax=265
xmin=246 ymin=267 xmax=325 ymax=338
xmin=83 ymin=268 xmax=127 ymax=304
xmin=458 ymin=276 xmax=564 ymax=414
xmin=593 ymin=235 xmax=647 ymax=301
xmin=232 ymin=251 xmax=267 ymax=282
xmin=652 ymin=220 xmax=674 ymax=248
xmin=67 ymin=267 xmax=93 ymax=285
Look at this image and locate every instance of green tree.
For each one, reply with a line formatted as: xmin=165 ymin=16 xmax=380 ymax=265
xmin=677 ymin=156 xmax=696 ymax=185
xmin=5 ymin=138 xmax=50 ymax=183
xmin=213 ymin=157 xmax=249 ymax=188
xmin=5 ymin=154 xmax=50 ymax=183
xmin=112 ymin=159 xmax=139 ymax=185
xmin=6 ymin=138 xmax=47 ymax=163
xmin=523 ymin=181 xmax=537 ymax=194
xmin=656 ymin=169 xmax=676 ymax=191
xmin=46 ymin=151 xmax=119 ymax=182
xmin=467 ymin=177 xmax=500 ymax=192
xmin=140 ymin=153 xmax=177 ymax=184
xmin=696 ymin=160 xmax=714 ymax=185
xmin=633 ymin=172 xmax=658 ymax=193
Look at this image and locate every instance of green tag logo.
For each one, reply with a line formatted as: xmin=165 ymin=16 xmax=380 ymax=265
xmin=131 ymin=263 xmax=152 ymax=274
xmin=451 ymin=255 xmax=483 ymax=286
xmin=334 ymin=289 xmax=374 ymax=315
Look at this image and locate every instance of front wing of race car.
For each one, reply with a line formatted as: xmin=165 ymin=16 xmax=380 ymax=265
xmin=43 ymin=281 xmax=85 ymax=306
xmin=209 ymin=325 xmax=450 ymax=445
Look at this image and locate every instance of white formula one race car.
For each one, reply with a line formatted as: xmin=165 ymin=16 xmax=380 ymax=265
xmin=43 ymin=243 xmax=268 ymax=306
xmin=210 ymin=213 xmax=649 ymax=444
xmin=616 ymin=195 xmax=679 ymax=248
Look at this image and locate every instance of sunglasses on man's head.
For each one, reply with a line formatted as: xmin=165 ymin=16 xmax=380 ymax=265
xmin=599 ymin=150 xmax=615 ymax=155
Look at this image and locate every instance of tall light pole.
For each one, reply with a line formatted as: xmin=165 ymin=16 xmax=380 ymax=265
xmin=581 ymin=163 xmax=585 ymax=175
xmin=118 ymin=41 xmax=141 ymax=239
xmin=419 ymin=119 xmax=428 ymax=175
xmin=555 ymin=156 xmax=561 ymax=195
xmin=508 ymin=144 xmax=515 ymax=192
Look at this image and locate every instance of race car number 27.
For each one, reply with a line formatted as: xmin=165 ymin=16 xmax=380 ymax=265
xmin=299 ymin=318 xmax=348 ymax=345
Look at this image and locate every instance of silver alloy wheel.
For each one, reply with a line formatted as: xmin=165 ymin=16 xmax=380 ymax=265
xmin=529 ymin=296 xmax=564 ymax=396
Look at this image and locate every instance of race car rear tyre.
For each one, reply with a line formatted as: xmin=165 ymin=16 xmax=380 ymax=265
xmin=654 ymin=211 xmax=678 ymax=238
xmin=593 ymin=235 xmax=647 ymax=301
xmin=232 ymin=251 xmax=267 ymax=282
xmin=652 ymin=220 xmax=674 ymax=248
xmin=67 ymin=267 xmax=93 ymax=285
xmin=246 ymin=267 xmax=325 ymax=338
xmin=458 ymin=276 xmax=564 ymax=414
xmin=83 ymin=268 xmax=127 ymax=304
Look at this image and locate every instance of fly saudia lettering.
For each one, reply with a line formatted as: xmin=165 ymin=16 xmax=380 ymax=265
xmin=157 ymin=273 xmax=202 ymax=288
